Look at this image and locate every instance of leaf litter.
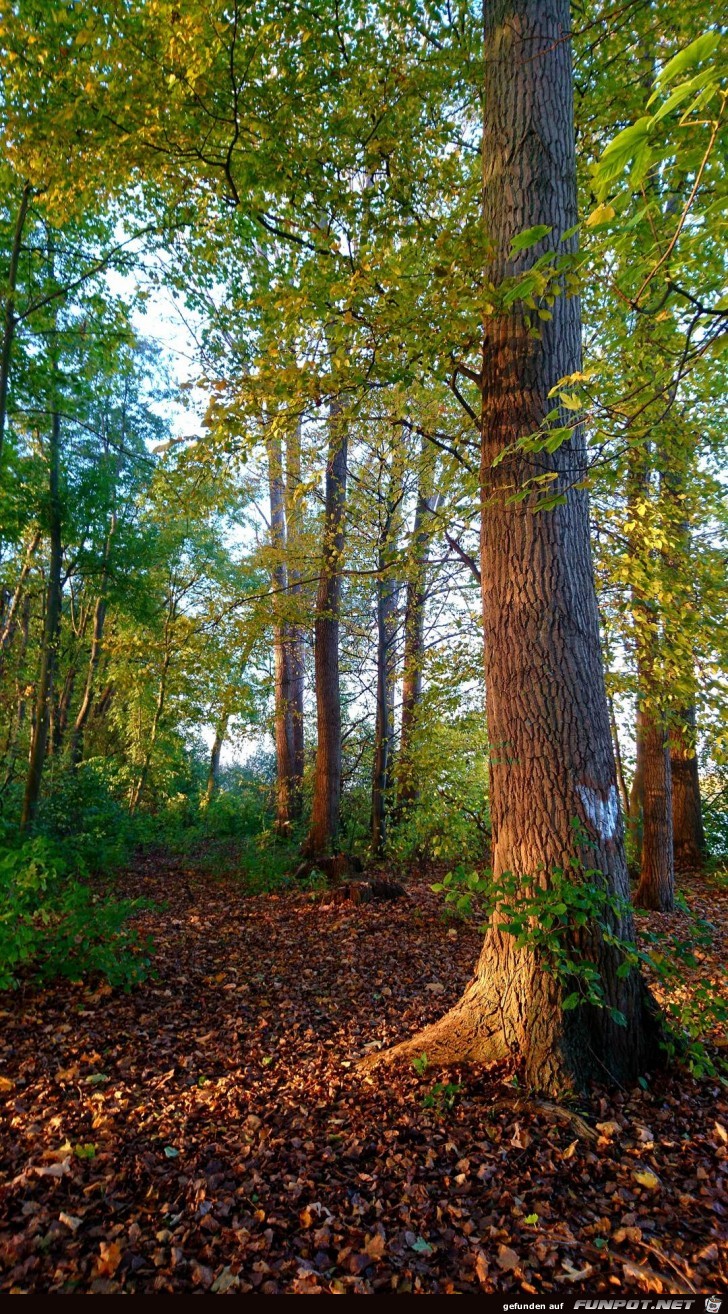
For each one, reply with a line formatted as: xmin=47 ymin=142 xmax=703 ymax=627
xmin=0 ymin=854 xmax=726 ymax=1294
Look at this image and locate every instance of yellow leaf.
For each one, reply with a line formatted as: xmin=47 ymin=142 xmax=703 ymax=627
xmin=633 ymin=1168 xmax=660 ymax=1190
xmin=586 ymin=203 xmax=616 ymax=227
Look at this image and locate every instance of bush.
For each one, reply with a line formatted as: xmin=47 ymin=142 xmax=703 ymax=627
xmin=38 ymin=758 xmax=134 ymax=872
xmin=0 ymin=836 xmax=152 ymax=991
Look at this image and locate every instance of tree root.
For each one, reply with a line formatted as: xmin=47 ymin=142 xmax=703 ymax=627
xmin=485 ymin=1093 xmax=597 ymax=1141
xmin=358 ymin=977 xmax=510 ymax=1071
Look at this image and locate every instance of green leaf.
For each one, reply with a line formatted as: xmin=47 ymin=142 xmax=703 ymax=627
xmin=649 ymin=69 xmax=716 ymax=122
xmin=600 ymin=117 xmax=653 ymax=165
xmin=510 ymin=224 xmax=552 ymax=254
xmin=653 ymin=32 xmax=720 ymax=91
xmin=410 ymin=1237 xmax=433 ymax=1255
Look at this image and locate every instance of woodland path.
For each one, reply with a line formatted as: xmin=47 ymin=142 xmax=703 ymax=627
xmin=0 ymin=854 xmax=726 ymax=1295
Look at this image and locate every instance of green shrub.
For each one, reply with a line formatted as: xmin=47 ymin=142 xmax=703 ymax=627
xmin=38 ymin=759 xmax=134 ymax=872
xmin=0 ymin=837 xmax=152 ymax=991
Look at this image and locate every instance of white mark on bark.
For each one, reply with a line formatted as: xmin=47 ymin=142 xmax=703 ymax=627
xmin=578 ymin=784 xmax=620 ymax=841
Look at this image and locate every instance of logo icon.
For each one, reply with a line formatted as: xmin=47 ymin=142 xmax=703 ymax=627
xmin=706 ymin=1299 xmax=722 ymax=1313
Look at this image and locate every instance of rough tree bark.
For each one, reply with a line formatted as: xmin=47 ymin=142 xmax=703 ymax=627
xmin=305 ymin=399 xmax=347 ymax=858
xmin=20 ymin=411 xmax=63 ymax=832
xmin=267 ymin=426 xmax=295 ymax=831
xmin=367 ymin=0 xmax=661 ymax=1093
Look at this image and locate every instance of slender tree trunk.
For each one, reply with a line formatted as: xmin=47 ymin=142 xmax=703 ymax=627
xmin=267 ymin=427 xmax=295 ymax=831
xmin=20 ymin=412 xmax=63 ymax=832
xmin=371 ymin=532 xmax=397 ymax=855
xmin=0 ymin=182 xmax=32 ymax=466
xmin=608 ymin=692 xmax=630 ymax=819
xmin=52 ymin=660 xmax=78 ymax=755
xmin=399 ymin=459 xmax=438 ymax=807
xmin=625 ymin=480 xmax=673 ymax=902
xmin=629 ymin=644 xmax=674 ymax=907
xmin=371 ymin=0 xmax=660 ymax=1093
xmin=69 ymin=512 xmax=115 ymax=766
xmin=628 ymin=702 xmax=646 ymax=855
xmin=660 ymin=464 xmax=706 ymax=872
xmin=305 ymin=400 xmax=347 ymax=858
xmin=286 ymin=419 xmax=306 ymax=809
xmin=635 ymin=715 xmax=674 ymax=909
xmin=0 ymin=528 xmax=40 ymax=656
xmin=670 ymin=703 xmax=706 ymax=871
xmin=0 ymin=597 xmax=31 ymax=794
xmin=93 ymin=681 xmax=114 ymax=726
xmin=206 ymin=713 xmax=229 ymax=803
xmin=129 ymin=650 xmax=170 ymax=815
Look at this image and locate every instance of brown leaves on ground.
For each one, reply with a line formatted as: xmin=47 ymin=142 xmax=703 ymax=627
xmin=0 ymin=856 xmax=726 ymax=1294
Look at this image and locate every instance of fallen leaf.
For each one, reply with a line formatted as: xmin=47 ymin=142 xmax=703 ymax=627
xmin=95 ymin=1241 xmax=122 ymax=1278
xmin=497 ymin=1245 xmax=519 ymax=1272
xmin=59 ymin=1212 xmax=83 ymax=1233
xmin=597 ymin=1119 xmax=621 ymax=1137
xmin=633 ymin=1168 xmax=661 ymax=1191
xmin=559 ymin=1257 xmax=594 ymax=1282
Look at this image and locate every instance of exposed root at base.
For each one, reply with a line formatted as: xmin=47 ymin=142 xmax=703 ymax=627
xmin=358 ymin=979 xmax=509 ymax=1072
xmin=488 ymin=1093 xmax=598 ymax=1141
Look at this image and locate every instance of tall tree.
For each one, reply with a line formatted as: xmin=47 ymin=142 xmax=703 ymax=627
xmin=371 ymin=0 xmax=660 ymax=1092
xmin=305 ymin=401 xmax=348 ymax=858
xmin=266 ymin=423 xmax=295 ymax=832
xmin=20 ymin=407 xmax=62 ymax=831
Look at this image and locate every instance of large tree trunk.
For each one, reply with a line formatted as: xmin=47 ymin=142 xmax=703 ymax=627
xmin=635 ymin=715 xmax=674 ymax=909
xmin=286 ymin=419 xmax=306 ymax=810
xmin=20 ymin=411 xmax=63 ymax=832
xmin=267 ymin=427 xmax=295 ymax=831
xmin=305 ymin=400 xmax=347 ymax=858
xmin=670 ymin=703 xmax=705 ymax=872
xmin=370 ymin=0 xmax=660 ymax=1093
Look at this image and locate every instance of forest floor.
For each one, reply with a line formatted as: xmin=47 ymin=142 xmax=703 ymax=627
xmin=1 ymin=851 xmax=727 ymax=1295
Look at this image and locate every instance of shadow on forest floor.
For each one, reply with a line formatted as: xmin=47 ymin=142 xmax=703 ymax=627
xmin=0 ymin=853 xmax=726 ymax=1294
